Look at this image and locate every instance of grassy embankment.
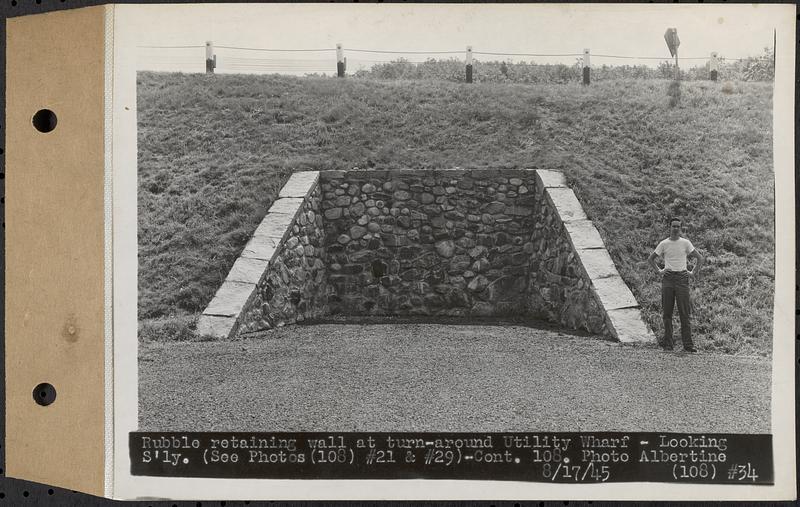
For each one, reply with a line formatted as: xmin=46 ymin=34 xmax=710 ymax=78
xmin=138 ymin=72 xmax=774 ymax=355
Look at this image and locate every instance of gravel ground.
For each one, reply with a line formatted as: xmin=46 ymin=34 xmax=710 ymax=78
xmin=139 ymin=324 xmax=771 ymax=433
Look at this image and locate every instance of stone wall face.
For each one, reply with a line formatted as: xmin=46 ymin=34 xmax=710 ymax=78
xmin=319 ymin=169 xmax=540 ymax=317
xmin=236 ymin=185 xmax=328 ymax=333
xmin=527 ymin=173 xmax=608 ymax=334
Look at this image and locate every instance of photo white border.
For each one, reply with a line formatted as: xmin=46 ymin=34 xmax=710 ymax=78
xmin=111 ymin=3 xmax=796 ymax=500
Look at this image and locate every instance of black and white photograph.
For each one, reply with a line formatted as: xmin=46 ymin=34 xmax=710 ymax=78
xmin=108 ymin=2 xmax=795 ymax=500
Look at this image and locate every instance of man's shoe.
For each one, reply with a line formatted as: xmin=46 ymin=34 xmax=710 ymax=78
xmin=683 ymin=346 xmax=698 ymax=353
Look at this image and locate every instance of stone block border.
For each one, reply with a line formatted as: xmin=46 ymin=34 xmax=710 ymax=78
xmin=536 ymin=170 xmax=653 ymax=343
xmin=197 ymin=168 xmax=655 ymax=344
xmin=196 ymin=171 xmax=324 ymax=338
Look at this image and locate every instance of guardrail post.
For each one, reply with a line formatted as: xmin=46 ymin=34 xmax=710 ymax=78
xmin=205 ymin=41 xmax=216 ymax=74
xmin=336 ymin=43 xmax=345 ymax=77
xmin=466 ymin=46 xmax=473 ymax=83
xmin=582 ymin=48 xmax=590 ymax=85
xmin=709 ymin=52 xmax=719 ymax=81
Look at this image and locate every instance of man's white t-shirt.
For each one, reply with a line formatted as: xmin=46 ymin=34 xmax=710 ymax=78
xmin=654 ymin=237 xmax=695 ymax=271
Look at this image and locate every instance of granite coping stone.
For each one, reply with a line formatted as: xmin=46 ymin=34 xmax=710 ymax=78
xmin=319 ymin=170 xmax=346 ymax=180
xmin=253 ymin=213 xmax=295 ymax=239
xmin=577 ymin=248 xmax=619 ymax=280
xmin=268 ymin=197 xmax=304 ymax=215
xmin=253 ymin=213 xmax=294 ymax=239
xmin=278 ymin=171 xmax=319 ymax=199
xmin=590 ymin=276 xmax=639 ymax=311
xmin=226 ymin=257 xmax=271 ymax=284
xmin=203 ymin=280 xmax=256 ymax=317
xmin=605 ymin=308 xmax=656 ymax=344
xmin=319 ymin=168 xmax=539 ymax=182
xmin=241 ymin=236 xmax=279 ymax=262
xmin=467 ymin=168 xmax=536 ymax=179
xmin=565 ymin=220 xmax=605 ymax=250
xmin=196 ymin=315 xmax=238 ymax=339
xmin=339 ymin=169 xmax=469 ymax=180
xmin=546 ymin=187 xmax=588 ymax=222
xmin=536 ymin=169 xmax=567 ymax=188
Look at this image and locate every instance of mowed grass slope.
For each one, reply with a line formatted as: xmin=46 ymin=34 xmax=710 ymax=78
xmin=138 ymin=72 xmax=774 ymax=355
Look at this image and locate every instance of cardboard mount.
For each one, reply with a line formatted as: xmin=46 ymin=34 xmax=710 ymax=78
xmin=6 ymin=6 xmax=107 ymax=497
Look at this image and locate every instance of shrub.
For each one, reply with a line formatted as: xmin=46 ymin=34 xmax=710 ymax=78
xmin=351 ymin=55 xmax=773 ymax=84
xmin=721 ymin=81 xmax=736 ymax=94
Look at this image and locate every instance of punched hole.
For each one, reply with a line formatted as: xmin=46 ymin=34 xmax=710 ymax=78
xmin=32 ymin=109 xmax=57 ymax=133
xmin=33 ymin=382 xmax=56 ymax=406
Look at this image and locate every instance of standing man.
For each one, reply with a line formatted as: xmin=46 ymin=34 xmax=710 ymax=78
xmin=648 ymin=217 xmax=705 ymax=352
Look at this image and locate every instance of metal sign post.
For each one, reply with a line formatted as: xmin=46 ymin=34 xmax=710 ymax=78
xmin=664 ymin=28 xmax=680 ymax=80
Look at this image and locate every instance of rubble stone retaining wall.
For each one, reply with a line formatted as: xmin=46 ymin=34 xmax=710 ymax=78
xmin=198 ymin=168 xmax=654 ymax=343
xmin=320 ymin=169 xmax=541 ymax=318
xmin=527 ymin=172 xmax=609 ymax=334
xmin=196 ymin=172 xmax=327 ymax=338
xmin=530 ymin=171 xmax=653 ymax=342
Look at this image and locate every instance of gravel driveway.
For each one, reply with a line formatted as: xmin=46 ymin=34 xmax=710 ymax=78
xmin=139 ymin=323 xmax=771 ymax=433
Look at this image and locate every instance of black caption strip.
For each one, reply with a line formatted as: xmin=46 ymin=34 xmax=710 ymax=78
xmin=130 ymin=432 xmax=773 ymax=484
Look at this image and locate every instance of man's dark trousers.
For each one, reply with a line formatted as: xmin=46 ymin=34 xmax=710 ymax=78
xmin=662 ymin=270 xmax=694 ymax=350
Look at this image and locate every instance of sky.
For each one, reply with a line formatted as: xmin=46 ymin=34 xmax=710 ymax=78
xmin=125 ymin=3 xmax=789 ymax=75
